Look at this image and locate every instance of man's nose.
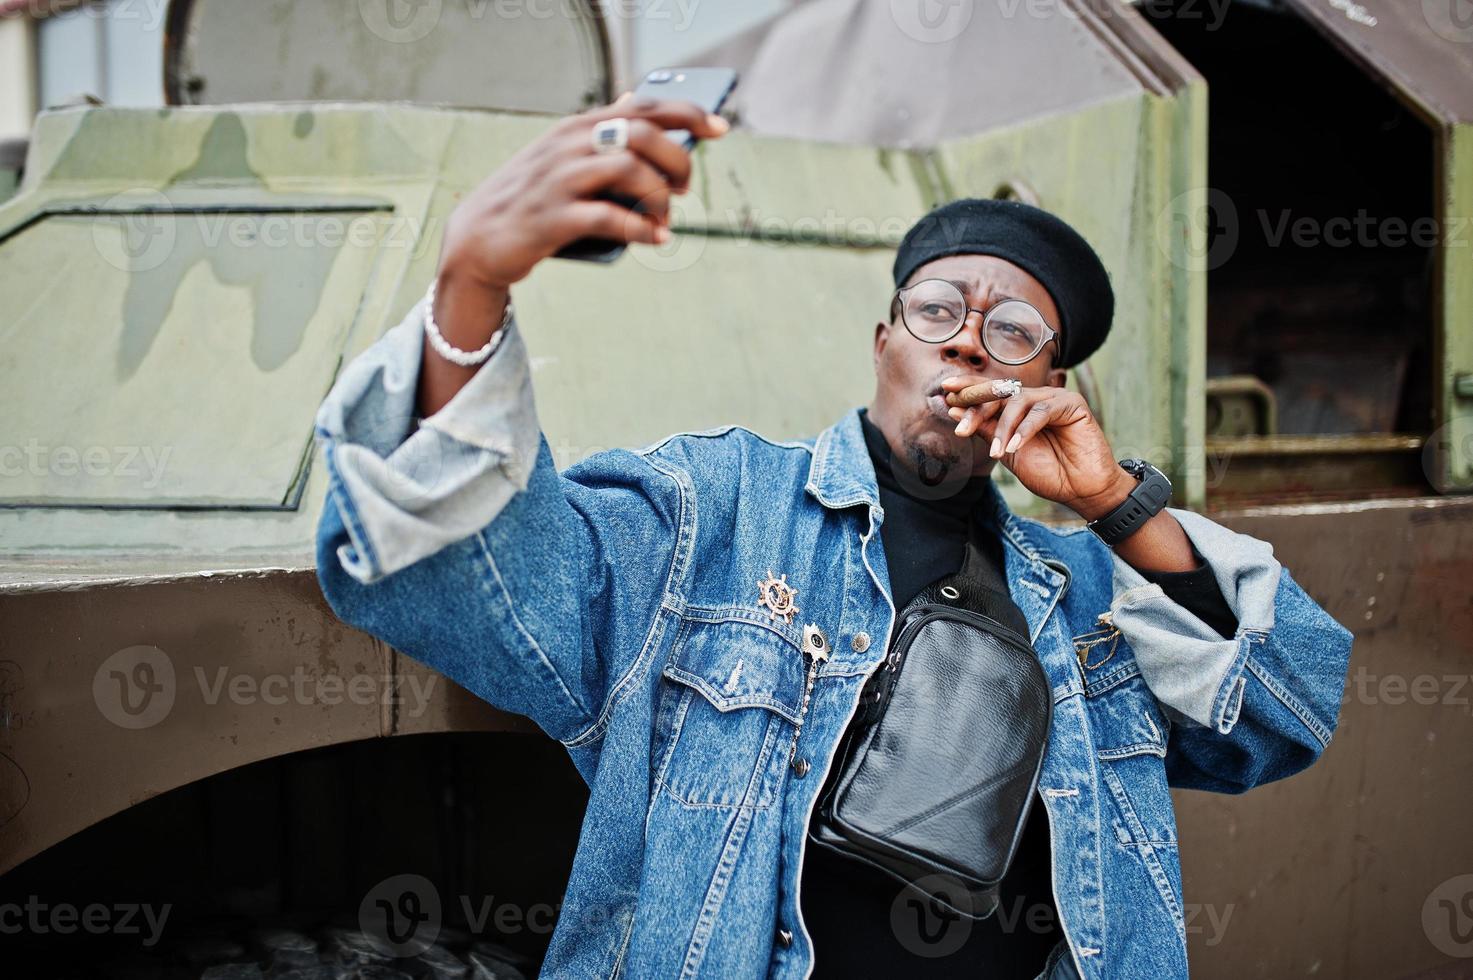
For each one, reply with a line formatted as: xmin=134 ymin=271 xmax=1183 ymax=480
xmin=941 ymin=310 xmax=989 ymax=369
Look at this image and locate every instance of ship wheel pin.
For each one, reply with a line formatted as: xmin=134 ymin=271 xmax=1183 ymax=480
xmin=756 ymin=569 xmax=800 ymax=624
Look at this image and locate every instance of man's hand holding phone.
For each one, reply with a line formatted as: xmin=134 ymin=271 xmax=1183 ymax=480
xmin=417 ymin=95 xmax=731 ymax=417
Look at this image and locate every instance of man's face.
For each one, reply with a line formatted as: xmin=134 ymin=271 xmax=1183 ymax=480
xmin=869 ymin=254 xmax=1067 ymax=485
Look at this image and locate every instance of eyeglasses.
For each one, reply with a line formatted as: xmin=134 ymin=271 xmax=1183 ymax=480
xmin=893 ymin=278 xmax=1059 ymax=366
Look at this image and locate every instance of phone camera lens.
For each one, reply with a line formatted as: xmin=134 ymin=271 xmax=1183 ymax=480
xmin=647 ymin=69 xmax=673 ymax=83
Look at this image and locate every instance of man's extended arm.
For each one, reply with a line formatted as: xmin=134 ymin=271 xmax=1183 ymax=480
xmin=314 ymin=297 xmax=687 ymax=749
xmin=313 ymin=98 xmax=725 ymax=748
xmin=1106 ymin=509 xmax=1353 ymax=792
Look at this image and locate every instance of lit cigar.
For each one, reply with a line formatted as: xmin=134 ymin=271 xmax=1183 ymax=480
xmin=945 ymin=377 xmax=1022 ymax=408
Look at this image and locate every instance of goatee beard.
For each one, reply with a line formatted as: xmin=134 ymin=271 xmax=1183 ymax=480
xmin=906 ymin=440 xmax=964 ymax=488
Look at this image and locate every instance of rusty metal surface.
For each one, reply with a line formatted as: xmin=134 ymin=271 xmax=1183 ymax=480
xmin=1204 ymin=433 xmax=1428 ymax=501
xmin=1206 ymin=375 xmax=1278 ymax=437
xmin=0 ymin=570 xmax=531 ymax=877
xmin=6 ymin=494 xmax=1468 ymax=972
xmin=1176 ymin=495 xmax=1473 ymax=978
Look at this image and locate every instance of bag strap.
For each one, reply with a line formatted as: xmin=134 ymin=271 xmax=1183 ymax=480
xmin=955 ymin=506 xmax=996 ymax=592
xmin=900 ymin=504 xmax=1032 ymax=641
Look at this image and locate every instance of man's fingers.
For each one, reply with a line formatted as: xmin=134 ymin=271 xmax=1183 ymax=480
xmin=557 ymin=152 xmax=672 ymax=222
xmin=583 ymin=97 xmax=730 ymax=143
xmin=555 ymin=199 xmax=666 ymax=246
xmin=1002 ymin=403 xmax=1054 ymax=455
xmin=953 ymin=406 xmax=980 ymax=438
xmin=622 ymin=117 xmax=696 ymax=189
xmin=992 ymin=395 xmax=1056 ymax=459
xmin=564 ymin=105 xmax=721 ymax=196
xmin=949 ymin=399 xmax=1004 ymax=438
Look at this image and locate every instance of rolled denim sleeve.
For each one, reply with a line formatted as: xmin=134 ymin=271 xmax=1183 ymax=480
xmin=313 ymin=295 xmax=537 ymax=586
xmin=312 ymin=299 xmax=685 ymax=747
xmin=1108 ymin=508 xmax=1354 ymax=792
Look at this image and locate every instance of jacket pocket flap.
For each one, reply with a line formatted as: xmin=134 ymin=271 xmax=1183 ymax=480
xmin=1085 ymin=668 xmax=1169 ymax=760
xmin=661 ymin=613 xmax=808 ymax=725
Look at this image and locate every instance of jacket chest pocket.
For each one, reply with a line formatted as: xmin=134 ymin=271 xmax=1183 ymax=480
xmin=1082 ymin=665 xmax=1178 ymax=847
xmin=654 ymin=613 xmax=810 ymax=810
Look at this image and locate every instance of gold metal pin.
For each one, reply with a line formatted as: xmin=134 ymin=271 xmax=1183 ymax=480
xmin=756 ymin=569 xmax=800 ymax=624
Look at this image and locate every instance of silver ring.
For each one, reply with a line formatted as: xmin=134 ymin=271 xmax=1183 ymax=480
xmin=590 ymin=117 xmax=629 ymax=154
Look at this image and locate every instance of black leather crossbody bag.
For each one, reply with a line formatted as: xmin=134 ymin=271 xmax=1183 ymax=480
xmin=807 ymin=510 xmax=1053 ymax=920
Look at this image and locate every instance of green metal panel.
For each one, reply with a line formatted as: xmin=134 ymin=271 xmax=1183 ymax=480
xmin=516 ymin=236 xmax=896 ymax=457
xmin=0 ymin=207 xmax=385 ymax=507
xmin=1436 ymin=123 xmax=1473 ymax=491
xmin=0 ymin=105 xmax=937 ymax=575
xmin=1168 ymin=81 xmax=1209 ymax=510
xmin=0 ymin=92 xmax=1202 ymax=578
xmin=933 ymin=85 xmax=1209 ymax=509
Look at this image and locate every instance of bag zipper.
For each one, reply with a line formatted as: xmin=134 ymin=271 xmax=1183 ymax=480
xmin=870 ymin=603 xmax=1037 ymax=716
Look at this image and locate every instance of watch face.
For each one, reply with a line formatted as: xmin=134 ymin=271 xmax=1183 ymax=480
xmin=1119 ymin=458 xmax=1148 ymax=478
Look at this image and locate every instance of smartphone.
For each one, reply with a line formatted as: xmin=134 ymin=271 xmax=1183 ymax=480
xmin=554 ymin=67 xmax=738 ymax=263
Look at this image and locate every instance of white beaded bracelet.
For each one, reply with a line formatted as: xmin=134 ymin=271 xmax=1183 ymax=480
xmin=423 ymin=276 xmax=513 ymax=367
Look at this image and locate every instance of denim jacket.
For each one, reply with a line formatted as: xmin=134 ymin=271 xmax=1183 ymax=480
xmin=313 ymin=299 xmax=1354 ymax=980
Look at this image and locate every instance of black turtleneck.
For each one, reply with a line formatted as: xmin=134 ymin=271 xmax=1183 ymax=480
xmin=798 ymin=407 xmax=1237 ymax=978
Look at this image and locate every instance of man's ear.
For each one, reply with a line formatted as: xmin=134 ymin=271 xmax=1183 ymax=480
xmin=1046 ymin=364 xmax=1068 ymax=389
xmin=873 ymin=320 xmax=890 ymax=365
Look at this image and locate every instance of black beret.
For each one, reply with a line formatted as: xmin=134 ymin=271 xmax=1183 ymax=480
xmin=891 ymin=198 xmax=1114 ymax=369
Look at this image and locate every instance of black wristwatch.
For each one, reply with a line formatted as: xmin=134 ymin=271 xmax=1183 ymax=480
xmin=1086 ymin=459 xmax=1173 ymax=547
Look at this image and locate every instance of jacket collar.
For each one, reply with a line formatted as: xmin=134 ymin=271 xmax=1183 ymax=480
xmin=806 ymin=405 xmax=1067 ymax=573
xmin=808 ymin=406 xmax=1072 ymax=644
xmin=806 ymin=405 xmax=1014 ymax=526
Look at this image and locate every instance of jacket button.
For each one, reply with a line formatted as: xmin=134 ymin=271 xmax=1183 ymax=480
xmin=791 ymin=757 xmax=811 ymax=777
xmin=776 ymin=926 xmax=793 ymax=948
xmin=851 ymin=631 xmax=871 ymax=653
